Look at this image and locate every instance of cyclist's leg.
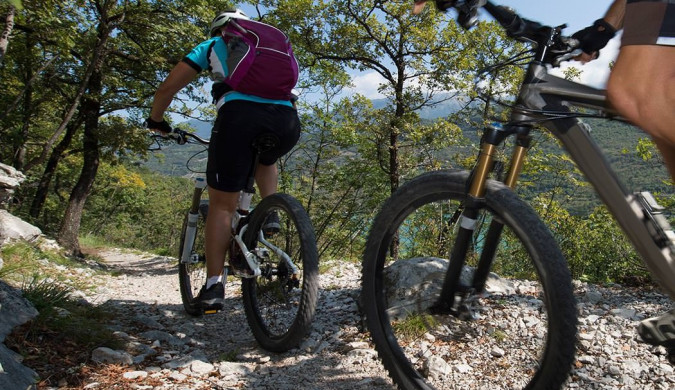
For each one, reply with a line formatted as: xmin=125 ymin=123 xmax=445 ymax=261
xmin=255 ymin=164 xmax=280 ymax=233
xmin=204 ymin=187 xmax=239 ymax=278
xmin=606 ymin=1 xmax=675 ymax=180
xmin=255 ymin=163 xmax=278 ymax=198
xmin=253 ymin=104 xmax=300 ymax=233
xmin=607 ymin=45 xmax=675 ymax=179
xmin=606 ymin=1 xmax=675 ymax=352
xmin=204 ymin=101 xmax=257 ymax=285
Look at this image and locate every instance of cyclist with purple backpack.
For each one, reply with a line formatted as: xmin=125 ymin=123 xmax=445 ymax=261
xmin=146 ymin=8 xmax=301 ymax=310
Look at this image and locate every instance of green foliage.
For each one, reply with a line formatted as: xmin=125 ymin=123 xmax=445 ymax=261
xmin=531 ymin=195 xmax=646 ymax=284
xmin=81 ymin=165 xmax=193 ymax=254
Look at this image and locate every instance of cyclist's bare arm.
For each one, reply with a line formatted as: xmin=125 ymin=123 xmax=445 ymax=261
xmin=148 ymin=62 xmax=198 ymax=130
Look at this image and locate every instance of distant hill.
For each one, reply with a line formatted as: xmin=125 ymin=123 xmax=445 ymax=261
xmin=371 ymin=93 xmax=468 ymax=120
xmin=142 ymin=99 xmax=672 ymax=217
xmin=180 ymin=119 xmax=212 ymax=139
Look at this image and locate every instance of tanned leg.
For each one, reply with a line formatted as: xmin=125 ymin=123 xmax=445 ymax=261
xmin=606 ymin=44 xmax=675 ymax=182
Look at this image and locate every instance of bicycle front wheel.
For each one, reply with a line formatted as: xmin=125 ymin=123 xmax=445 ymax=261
xmin=362 ymin=170 xmax=577 ymax=389
xmin=242 ymin=193 xmax=319 ymax=352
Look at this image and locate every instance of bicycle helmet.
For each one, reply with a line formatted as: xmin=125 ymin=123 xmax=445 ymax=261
xmin=210 ymin=9 xmax=250 ymax=37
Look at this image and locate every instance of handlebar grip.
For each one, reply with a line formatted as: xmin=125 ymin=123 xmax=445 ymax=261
xmin=483 ymin=3 xmax=525 ymax=35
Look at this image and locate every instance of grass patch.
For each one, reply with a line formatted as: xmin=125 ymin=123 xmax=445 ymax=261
xmin=1 ymin=242 xmax=49 ymax=283
xmin=1 ymin=241 xmax=105 ymax=294
xmin=392 ymin=312 xmax=438 ymax=340
xmin=78 ymin=233 xmax=109 ymax=250
xmin=491 ymin=329 xmax=508 ymax=343
xmin=6 ymin=277 xmax=124 ymax=387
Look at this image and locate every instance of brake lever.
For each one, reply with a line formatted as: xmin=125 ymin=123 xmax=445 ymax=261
xmin=552 ymin=48 xmax=582 ymax=67
xmin=551 ymin=36 xmax=582 ymax=67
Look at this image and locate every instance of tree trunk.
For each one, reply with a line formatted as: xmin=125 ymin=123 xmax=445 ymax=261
xmin=29 ymin=120 xmax=80 ymax=219
xmin=0 ymin=6 xmax=15 ymax=61
xmin=57 ymin=85 xmax=101 ymax=256
xmin=56 ymin=2 xmax=115 ymax=255
xmin=13 ymin=37 xmax=34 ymax=170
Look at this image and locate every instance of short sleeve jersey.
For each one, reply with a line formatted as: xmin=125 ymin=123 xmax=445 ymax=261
xmin=182 ymin=37 xmax=293 ymax=107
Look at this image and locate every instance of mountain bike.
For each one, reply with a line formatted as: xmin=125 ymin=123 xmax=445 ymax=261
xmin=361 ymin=1 xmax=675 ymax=389
xmin=158 ymin=128 xmax=319 ymax=352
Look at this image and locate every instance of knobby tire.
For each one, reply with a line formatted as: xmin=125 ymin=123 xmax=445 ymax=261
xmin=242 ymin=193 xmax=319 ymax=352
xmin=361 ymin=170 xmax=577 ymax=389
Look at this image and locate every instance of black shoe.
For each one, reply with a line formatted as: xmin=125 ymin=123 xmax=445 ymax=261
xmin=263 ymin=211 xmax=280 ymax=237
xmin=196 ymin=282 xmax=224 ymax=312
xmin=638 ymin=309 xmax=675 ymax=349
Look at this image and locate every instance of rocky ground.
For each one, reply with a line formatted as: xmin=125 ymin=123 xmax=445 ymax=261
xmin=49 ymin=248 xmax=674 ymax=389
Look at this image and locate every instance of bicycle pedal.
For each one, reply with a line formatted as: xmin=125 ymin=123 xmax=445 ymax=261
xmin=201 ymin=302 xmax=223 ymax=314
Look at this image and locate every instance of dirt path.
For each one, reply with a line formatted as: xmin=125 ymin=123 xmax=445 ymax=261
xmin=84 ymin=248 xmax=674 ymax=390
xmin=90 ymin=248 xmax=393 ymax=389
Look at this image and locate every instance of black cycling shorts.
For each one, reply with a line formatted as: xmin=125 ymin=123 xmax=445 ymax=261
xmin=206 ymin=100 xmax=301 ymax=192
xmin=623 ymin=0 xmax=675 ymax=46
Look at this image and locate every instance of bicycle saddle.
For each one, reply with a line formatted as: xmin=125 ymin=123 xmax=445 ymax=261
xmin=252 ymin=134 xmax=280 ymax=153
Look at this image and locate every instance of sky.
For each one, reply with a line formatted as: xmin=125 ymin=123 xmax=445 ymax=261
xmin=347 ymin=0 xmax=620 ymax=99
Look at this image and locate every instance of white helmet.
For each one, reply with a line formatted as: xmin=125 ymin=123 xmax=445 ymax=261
xmin=210 ymin=9 xmax=250 ymax=36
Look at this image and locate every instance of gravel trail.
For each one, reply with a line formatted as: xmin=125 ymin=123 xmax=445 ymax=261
xmin=82 ymin=248 xmax=673 ymax=389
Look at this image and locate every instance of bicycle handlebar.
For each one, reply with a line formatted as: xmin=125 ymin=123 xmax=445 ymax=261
xmin=430 ymin=0 xmax=582 ymax=67
xmin=151 ymin=127 xmax=210 ymax=146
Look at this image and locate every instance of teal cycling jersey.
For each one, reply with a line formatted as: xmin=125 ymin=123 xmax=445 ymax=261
xmin=182 ymin=37 xmax=293 ymax=108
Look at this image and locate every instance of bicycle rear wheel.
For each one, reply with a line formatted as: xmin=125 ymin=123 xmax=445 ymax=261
xmin=362 ymin=170 xmax=577 ymax=389
xmin=178 ymin=200 xmax=209 ymax=316
xmin=242 ymin=193 xmax=319 ymax=352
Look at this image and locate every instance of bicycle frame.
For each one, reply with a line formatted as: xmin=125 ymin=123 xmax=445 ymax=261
xmin=463 ymin=61 xmax=675 ymax=301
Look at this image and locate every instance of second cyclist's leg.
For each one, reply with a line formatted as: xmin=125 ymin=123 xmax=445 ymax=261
xmin=607 ymin=48 xmax=675 ymax=179
xmin=255 ymin=163 xmax=278 ymax=197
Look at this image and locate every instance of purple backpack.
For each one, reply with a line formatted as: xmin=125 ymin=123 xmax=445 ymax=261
xmin=220 ymin=19 xmax=299 ymax=100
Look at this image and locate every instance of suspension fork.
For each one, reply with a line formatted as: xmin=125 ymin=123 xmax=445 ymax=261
xmin=181 ymin=177 xmax=207 ymax=264
xmin=472 ymin=131 xmax=532 ymax=292
xmin=433 ymin=123 xmax=532 ymax=312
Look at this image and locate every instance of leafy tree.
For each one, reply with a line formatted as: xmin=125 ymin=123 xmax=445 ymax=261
xmin=2 ymin=0 xmax=230 ymax=255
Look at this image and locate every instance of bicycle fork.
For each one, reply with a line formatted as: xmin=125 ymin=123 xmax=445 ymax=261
xmin=181 ymin=177 xmax=208 ymax=265
xmin=433 ymin=123 xmax=533 ymax=317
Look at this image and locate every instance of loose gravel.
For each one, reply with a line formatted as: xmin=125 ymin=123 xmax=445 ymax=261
xmin=72 ymin=249 xmax=673 ymax=389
